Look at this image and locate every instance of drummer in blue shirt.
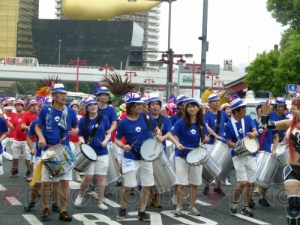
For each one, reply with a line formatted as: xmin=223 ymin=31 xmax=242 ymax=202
xmin=253 ymin=101 xmax=279 ymax=207
xmin=224 ymin=98 xmax=258 ymax=217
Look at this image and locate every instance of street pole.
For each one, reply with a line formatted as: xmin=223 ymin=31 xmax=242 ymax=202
xmin=166 ymin=0 xmax=173 ymax=102
xmin=177 ymin=64 xmax=180 ymax=96
xmin=58 ymin=39 xmax=61 ymax=65
xmin=200 ymin=0 xmax=208 ymax=97
xmin=76 ymin=57 xmax=79 ymax=92
xmin=192 ymin=61 xmax=195 ymax=97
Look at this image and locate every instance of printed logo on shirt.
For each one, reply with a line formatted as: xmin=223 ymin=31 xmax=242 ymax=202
xmin=54 ymin=116 xmax=60 ymax=122
xmin=135 ymin=126 xmax=141 ymax=132
xmin=191 ymin=129 xmax=196 ymax=135
xmin=239 ymin=128 xmax=243 ymax=134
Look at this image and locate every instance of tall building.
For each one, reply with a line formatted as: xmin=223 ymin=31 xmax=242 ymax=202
xmin=55 ymin=0 xmax=161 ymax=71
xmin=0 ymin=0 xmax=39 ymax=58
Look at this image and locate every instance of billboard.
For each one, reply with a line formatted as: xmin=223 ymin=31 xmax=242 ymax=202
xmin=4 ymin=57 xmax=39 ymax=67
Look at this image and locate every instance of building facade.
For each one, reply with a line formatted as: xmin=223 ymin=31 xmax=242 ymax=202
xmin=55 ymin=0 xmax=161 ymax=71
xmin=0 ymin=0 xmax=39 ymax=58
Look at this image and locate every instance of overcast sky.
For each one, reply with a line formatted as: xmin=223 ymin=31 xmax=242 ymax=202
xmin=39 ymin=0 xmax=285 ymax=67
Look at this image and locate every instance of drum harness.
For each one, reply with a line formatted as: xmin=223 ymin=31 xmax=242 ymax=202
xmin=211 ymin=110 xmax=221 ymax=141
xmin=83 ymin=114 xmax=103 ymax=148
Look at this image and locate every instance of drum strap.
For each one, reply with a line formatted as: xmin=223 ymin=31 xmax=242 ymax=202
xmin=211 ymin=110 xmax=221 ymax=140
xmin=84 ymin=114 xmax=103 ymax=144
xmin=142 ymin=113 xmax=164 ymax=133
xmin=259 ymin=130 xmax=267 ymax=150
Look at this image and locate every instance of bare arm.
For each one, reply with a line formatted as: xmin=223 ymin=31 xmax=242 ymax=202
xmin=226 ymin=139 xmax=236 ymax=149
xmin=167 ymin=133 xmax=183 ymax=150
xmin=35 ymin=124 xmax=46 ymax=148
xmin=26 ymin=135 xmax=36 ymax=156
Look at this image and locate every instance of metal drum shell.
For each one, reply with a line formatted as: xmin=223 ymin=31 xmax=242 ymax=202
xmin=73 ymin=144 xmax=97 ymax=173
xmin=202 ymin=156 xmax=222 ymax=180
xmin=273 ymin=148 xmax=289 ymax=184
xmin=152 ymin=150 xmax=176 ymax=193
xmin=234 ymin=137 xmax=259 ymax=156
xmin=254 ymin=151 xmax=280 ymax=188
xmin=106 ymin=143 xmax=121 ymax=184
xmin=185 ymin=147 xmax=209 ymax=166
xmin=209 ymin=140 xmax=233 ymax=182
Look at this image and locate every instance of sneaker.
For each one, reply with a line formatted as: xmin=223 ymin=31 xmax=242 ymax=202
xmin=26 ymin=170 xmax=32 ymax=180
xmin=138 ymin=211 xmax=151 ymax=222
xmin=74 ymin=195 xmax=83 ymax=207
xmin=229 ymin=203 xmax=238 ymax=214
xmin=10 ymin=168 xmax=19 ymax=177
xmin=241 ymin=206 xmax=254 ymax=217
xmin=203 ymin=186 xmax=209 ymax=195
xmin=115 ymin=179 xmax=122 ymax=186
xmin=85 ymin=184 xmax=95 ymax=193
xmin=98 ymin=203 xmax=108 ymax=211
xmin=225 ymin=178 xmax=231 ymax=186
xmin=188 ymin=206 xmax=201 ymax=216
xmin=41 ymin=208 xmax=50 ymax=219
xmin=75 ymin=172 xmax=81 ymax=182
xmin=259 ymin=198 xmax=270 ymax=207
xmin=174 ymin=205 xmax=182 ymax=216
xmin=150 ymin=199 xmax=162 ymax=208
xmin=24 ymin=202 xmax=35 ymax=211
xmin=116 ymin=208 xmax=126 ymax=220
xmin=211 ymin=180 xmax=216 ymax=184
xmin=59 ymin=211 xmax=72 ymax=221
xmin=214 ymin=187 xmax=226 ymax=196
xmin=171 ymin=195 xmax=177 ymax=205
xmin=52 ymin=203 xmax=61 ymax=212
xmin=249 ymin=198 xmax=256 ymax=209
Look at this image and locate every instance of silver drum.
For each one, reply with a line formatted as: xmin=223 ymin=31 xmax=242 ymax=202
xmin=209 ymin=140 xmax=233 ymax=182
xmin=152 ymin=150 xmax=176 ymax=193
xmin=254 ymin=151 xmax=280 ymax=188
xmin=106 ymin=143 xmax=121 ymax=184
xmin=234 ymin=136 xmax=258 ymax=156
xmin=73 ymin=144 xmax=97 ymax=173
xmin=276 ymin=145 xmax=289 ymax=169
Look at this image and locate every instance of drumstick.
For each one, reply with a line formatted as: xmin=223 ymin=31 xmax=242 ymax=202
xmin=130 ymin=139 xmax=138 ymax=147
xmin=153 ymin=124 xmax=164 ymax=150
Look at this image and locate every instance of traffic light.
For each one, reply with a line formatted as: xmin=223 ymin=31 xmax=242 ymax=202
xmin=128 ymin=46 xmax=144 ymax=67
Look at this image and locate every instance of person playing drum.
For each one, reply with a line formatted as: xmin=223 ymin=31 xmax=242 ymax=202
xmin=261 ymin=93 xmax=300 ymax=225
xmin=74 ymin=98 xmax=111 ymax=210
xmin=35 ymin=83 xmax=78 ymax=221
xmin=253 ymin=101 xmax=279 ymax=207
xmin=114 ymin=96 xmax=162 ymax=222
xmin=203 ymin=93 xmax=230 ymax=196
xmin=169 ymin=98 xmax=209 ymax=216
xmin=224 ymin=98 xmax=258 ymax=217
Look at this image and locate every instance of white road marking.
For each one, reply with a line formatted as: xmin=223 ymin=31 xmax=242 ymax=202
xmin=6 ymin=197 xmax=22 ymax=205
xmin=22 ymin=214 xmax=43 ymax=225
xmin=128 ymin=211 xmax=163 ymax=225
xmin=88 ymin=191 xmax=120 ymax=207
xmin=161 ymin=210 xmax=218 ymax=225
xmin=231 ymin=213 xmax=271 ymax=225
xmin=196 ymin=199 xmax=212 ymax=206
xmin=0 ymin=184 xmax=7 ymax=191
xmin=73 ymin=213 xmax=122 ymax=225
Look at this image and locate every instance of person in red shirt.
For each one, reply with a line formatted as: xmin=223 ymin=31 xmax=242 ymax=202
xmin=6 ymin=99 xmax=32 ymax=179
xmin=1 ymin=99 xmax=16 ymax=161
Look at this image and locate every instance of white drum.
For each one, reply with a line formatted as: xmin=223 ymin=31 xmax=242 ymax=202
xmin=73 ymin=144 xmax=97 ymax=173
xmin=234 ymin=136 xmax=258 ymax=156
xmin=140 ymin=138 xmax=163 ymax=162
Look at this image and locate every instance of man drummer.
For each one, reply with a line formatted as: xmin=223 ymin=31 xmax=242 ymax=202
xmin=203 ymin=93 xmax=230 ymax=196
xmin=115 ymin=96 xmax=162 ymax=222
xmin=147 ymin=97 xmax=172 ymax=208
xmin=224 ymin=98 xmax=258 ymax=217
xmin=253 ymin=101 xmax=279 ymax=207
xmin=35 ymin=83 xmax=78 ymax=221
xmin=270 ymin=96 xmax=288 ymax=142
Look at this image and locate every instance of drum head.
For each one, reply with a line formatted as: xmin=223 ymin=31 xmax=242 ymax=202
xmin=276 ymin=145 xmax=287 ymax=156
xmin=244 ymin=137 xmax=258 ymax=153
xmin=42 ymin=144 xmax=65 ymax=160
xmin=141 ymin=139 xmax=162 ymax=161
xmin=80 ymin=144 xmax=98 ymax=161
xmin=186 ymin=147 xmax=207 ymax=164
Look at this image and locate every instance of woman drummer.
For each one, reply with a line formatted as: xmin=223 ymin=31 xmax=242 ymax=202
xmin=74 ymin=98 xmax=111 ymax=211
xmin=168 ymin=98 xmax=209 ymax=216
xmin=261 ymin=93 xmax=300 ymax=225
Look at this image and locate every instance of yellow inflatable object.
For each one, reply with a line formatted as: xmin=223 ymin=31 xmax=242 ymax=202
xmin=62 ymin=0 xmax=161 ymax=20
xmin=30 ymin=161 xmax=42 ymax=187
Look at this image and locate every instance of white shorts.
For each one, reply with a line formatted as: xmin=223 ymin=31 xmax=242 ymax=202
xmin=110 ymin=142 xmax=119 ymax=159
xmin=117 ymin=148 xmax=124 ymax=163
xmin=1 ymin=137 xmax=13 ymax=151
xmin=84 ymin=155 xmax=109 ymax=175
xmin=232 ymin=155 xmax=257 ymax=182
xmin=69 ymin=142 xmax=80 ymax=152
xmin=0 ymin=154 xmax=3 ymax=175
xmin=41 ymin=164 xmax=71 ymax=182
xmin=11 ymin=140 xmax=31 ymax=160
xmin=123 ymin=160 xmax=154 ymax=188
xmin=175 ymin=157 xmax=202 ymax=186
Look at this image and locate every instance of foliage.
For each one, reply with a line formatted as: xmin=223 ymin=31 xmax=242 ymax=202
xmin=100 ymin=71 xmax=140 ymax=106
xmin=7 ymin=81 xmax=37 ymax=97
xmin=280 ymin=28 xmax=299 ymax=51
xmin=64 ymin=83 xmax=90 ymax=94
xmin=244 ymin=49 xmax=281 ymax=93
xmin=267 ymin=0 xmax=300 ymax=29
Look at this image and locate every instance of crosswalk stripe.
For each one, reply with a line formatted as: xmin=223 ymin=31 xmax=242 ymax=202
xmin=196 ymin=199 xmax=212 ymax=206
xmin=231 ymin=213 xmax=271 ymax=225
xmin=22 ymin=214 xmax=43 ymax=225
xmin=0 ymin=184 xmax=7 ymax=191
xmin=6 ymin=197 xmax=22 ymax=205
xmin=128 ymin=211 xmax=163 ymax=225
xmin=89 ymin=191 xmax=121 ymax=208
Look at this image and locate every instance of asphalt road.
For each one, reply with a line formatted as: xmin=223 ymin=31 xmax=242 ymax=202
xmin=0 ymin=155 xmax=287 ymax=225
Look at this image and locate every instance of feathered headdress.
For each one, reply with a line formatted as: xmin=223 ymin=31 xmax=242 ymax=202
xmin=35 ymin=75 xmax=61 ymax=97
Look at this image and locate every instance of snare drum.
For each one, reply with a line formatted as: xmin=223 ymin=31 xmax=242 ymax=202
xmin=140 ymin=138 xmax=163 ymax=162
xmin=73 ymin=144 xmax=97 ymax=173
xmin=106 ymin=142 xmax=121 ymax=184
xmin=234 ymin=136 xmax=258 ymax=156
xmin=42 ymin=144 xmax=75 ymax=178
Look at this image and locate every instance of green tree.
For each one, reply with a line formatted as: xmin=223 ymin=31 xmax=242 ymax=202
xmin=267 ymin=0 xmax=300 ymax=29
xmin=280 ymin=28 xmax=299 ymax=51
xmin=244 ymin=49 xmax=280 ymax=93
xmin=8 ymin=81 xmax=38 ymax=98
xmin=272 ymin=34 xmax=300 ymax=95
xmin=64 ymin=83 xmax=90 ymax=93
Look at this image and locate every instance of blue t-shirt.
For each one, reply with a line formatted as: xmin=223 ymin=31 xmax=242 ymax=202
xmin=98 ymin=106 xmax=117 ymax=125
xmin=116 ymin=114 xmax=157 ymax=160
xmin=27 ymin=119 xmax=42 ymax=157
xmin=78 ymin=115 xmax=110 ymax=155
xmin=171 ymin=118 xmax=207 ymax=158
xmin=0 ymin=118 xmax=8 ymax=154
xmin=204 ymin=110 xmax=230 ymax=144
xmin=253 ymin=118 xmax=276 ymax=153
xmin=224 ymin=115 xmax=257 ymax=157
xmin=170 ymin=112 xmax=182 ymax=126
xmin=36 ymin=106 xmax=78 ymax=150
xmin=153 ymin=115 xmax=172 ymax=153
xmin=269 ymin=111 xmax=286 ymax=142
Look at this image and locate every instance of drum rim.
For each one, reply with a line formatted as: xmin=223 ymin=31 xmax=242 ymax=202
xmin=141 ymin=138 xmax=163 ymax=162
xmin=186 ymin=147 xmax=209 ymax=165
xmin=42 ymin=144 xmax=66 ymax=160
xmin=80 ymin=144 xmax=98 ymax=161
